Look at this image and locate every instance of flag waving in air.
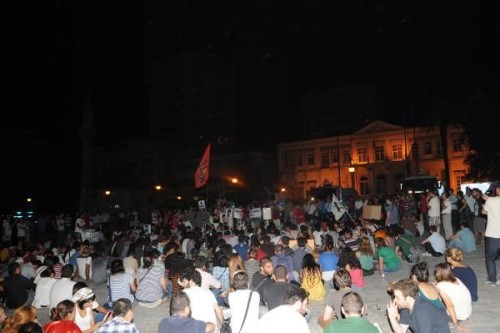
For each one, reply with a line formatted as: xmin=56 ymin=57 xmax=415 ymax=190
xmin=194 ymin=143 xmax=211 ymax=188
xmin=331 ymin=193 xmax=346 ymax=221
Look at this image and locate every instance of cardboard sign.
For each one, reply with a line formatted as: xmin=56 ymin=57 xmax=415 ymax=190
xmin=198 ymin=200 xmax=206 ymax=209
xmin=362 ymin=205 xmax=382 ymax=220
xmin=262 ymin=207 xmax=272 ymax=220
xmin=250 ymin=208 xmax=262 ymax=219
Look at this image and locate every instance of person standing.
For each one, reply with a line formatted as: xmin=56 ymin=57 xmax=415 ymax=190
xmin=483 ymin=185 xmax=500 ymax=285
xmin=427 ymin=190 xmax=441 ymax=234
xmin=440 ymin=192 xmax=453 ymax=240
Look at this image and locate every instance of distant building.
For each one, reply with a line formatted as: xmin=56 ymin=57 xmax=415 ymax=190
xmin=277 ymin=120 xmax=468 ymax=199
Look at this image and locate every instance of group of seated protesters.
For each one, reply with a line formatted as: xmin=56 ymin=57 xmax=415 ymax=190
xmin=0 ymin=209 xmax=480 ymax=333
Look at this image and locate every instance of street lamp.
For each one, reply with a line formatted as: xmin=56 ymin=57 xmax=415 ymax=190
xmin=348 ymin=166 xmax=356 ymax=189
xmin=155 ymin=185 xmax=162 ymax=191
xmin=231 ymin=178 xmax=238 ymax=184
xmin=26 ymin=197 xmax=32 ymax=203
xmin=281 ymin=187 xmax=286 ymax=192
xmin=105 ymin=190 xmax=111 ymax=196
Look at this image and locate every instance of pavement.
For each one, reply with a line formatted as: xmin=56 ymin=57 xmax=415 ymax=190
xmin=35 ymin=243 xmax=500 ymax=333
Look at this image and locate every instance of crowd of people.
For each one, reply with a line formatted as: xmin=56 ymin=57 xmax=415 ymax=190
xmin=0 ymin=184 xmax=499 ymax=333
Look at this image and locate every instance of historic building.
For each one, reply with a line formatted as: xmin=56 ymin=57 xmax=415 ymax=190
xmin=277 ymin=120 xmax=468 ymax=199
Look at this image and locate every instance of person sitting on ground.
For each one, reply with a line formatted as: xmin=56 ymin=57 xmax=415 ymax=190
xmin=178 ymin=267 xmax=225 ymax=330
xmin=3 ymin=262 xmax=37 ymax=314
xmin=355 ymin=236 xmax=375 ymax=276
xmin=43 ymin=300 xmax=82 ymax=333
xmin=343 ymin=257 xmax=364 ymax=290
xmin=300 ymin=253 xmax=325 ymax=301
xmin=254 ymin=287 xmax=310 ymax=333
xmin=318 ymin=236 xmax=339 ymax=284
xmin=374 ymin=237 xmax=400 ymax=275
xmin=319 ymin=268 xmax=366 ymax=329
xmin=96 ymin=298 xmax=139 ymax=333
xmin=158 ymin=291 xmax=214 ymax=333
xmin=228 ymin=270 xmax=260 ymax=333
xmin=445 ymin=247 xmax=478 ymax=302
xmin=434 ymin=263 xmax=472 ymax=324
xmin=421 ymin=225 xmax=446 ymax=257
xmin=387 ymin=278 xmax=451 ymax=333
xmin=263 ymin=265 xmax=298 ymax=311
xmin=1 ymin=305 xmax=38 ymax=333
xmin=448 ymin=222 xmax=476 ymax=253
xmin=135 ymin=248 xmax=168 ymax=308
xmin=271 ymin=244 xmax=296 ymax=283
xmin=72 ymin=287 xmax=103 ymax=333
xmin=324 ymin=291 xmax=379 ymax=333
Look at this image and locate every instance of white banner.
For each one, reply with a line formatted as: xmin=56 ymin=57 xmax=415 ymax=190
xmin=233 ymin=208 xmax=242 ymax=219
xmin=262 ymin=207 xmax=272 ymax=220
xmin=331 ymin=193 xmax=346 ymax=221
xmin=250 ymin=208 xmax=262 ymax=219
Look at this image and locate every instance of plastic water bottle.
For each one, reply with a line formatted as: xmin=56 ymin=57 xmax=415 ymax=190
xmin=381 ymin=273 xmax=385 ymax=280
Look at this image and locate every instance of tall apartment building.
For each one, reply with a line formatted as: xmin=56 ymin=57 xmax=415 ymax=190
xmin=277 ymin=120 xmax=468 ymax=199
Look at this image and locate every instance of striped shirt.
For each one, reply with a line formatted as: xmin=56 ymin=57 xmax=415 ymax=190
xmin=135 ymin=265 xmax=165 ymax=303
xmin=108 ymin=273 xmax=135 ymax=303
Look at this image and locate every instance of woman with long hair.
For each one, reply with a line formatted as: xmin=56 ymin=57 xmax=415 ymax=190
xmin=355 ymin=236 xmax=375 ymax=276
xmin=1 ymin=305 xmax=38 ymax=333
xmin=43 ymin=300 xmax=82 ymax=333
xmin=446 ymin=247 xmax=478 ymax=301
xmin=434 ymin=263 xmax=472 ymax=324
xmin=228 ymin=252 xmax=246 ymax=287
xmin=374 ymin=237 xmax=400 ymax=275
xmin=300 ymin=253 xmax=325 ymax=301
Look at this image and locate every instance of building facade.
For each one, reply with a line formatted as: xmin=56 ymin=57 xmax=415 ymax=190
xmin=277 ymin=120 xmax=469 ymax=199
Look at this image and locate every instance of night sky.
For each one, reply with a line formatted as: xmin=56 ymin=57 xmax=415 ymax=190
xmin=5 ymin=1 xmax=499 ymax=211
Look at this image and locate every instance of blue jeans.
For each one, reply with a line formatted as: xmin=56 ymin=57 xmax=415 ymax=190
xmin=485 ymin=237 xmax=500 ymax=282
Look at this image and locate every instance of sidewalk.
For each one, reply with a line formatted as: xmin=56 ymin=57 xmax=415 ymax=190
xmin=35 ymin=244 xmax=500 ymax=333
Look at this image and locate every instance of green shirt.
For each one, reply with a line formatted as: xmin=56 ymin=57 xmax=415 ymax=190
xmin=377 ymin=246 xmax=400 ymax=270
xmin=324 ymin=316 xmax=379 ymax=333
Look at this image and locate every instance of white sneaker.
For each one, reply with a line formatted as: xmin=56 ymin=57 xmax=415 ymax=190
xmin=484 ymin=280 xmax=497 ymax=286
xmin=496 ymin=281 xmax=500 ymax=286
xmin=421 ymin=252 xmax=432 ymax=257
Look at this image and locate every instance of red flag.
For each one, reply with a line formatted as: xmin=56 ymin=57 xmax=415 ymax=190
xmin=194 ymin=143 xmax=211 ymax=188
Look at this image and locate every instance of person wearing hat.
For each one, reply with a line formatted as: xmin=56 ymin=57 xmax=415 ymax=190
xmin=73 ymin=287 xmax=103 ymax=333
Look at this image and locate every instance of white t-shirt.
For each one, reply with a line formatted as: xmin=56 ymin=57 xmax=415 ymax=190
xmin=427 ymin=232 xmax=446 ymax=254
xmin=437 ymin=278 xmax=472 ymax=321
xmin=33 ymin=277 xmax=57 ymax=308
xmin=76 ymin=256 xmax=93 ymax=280
xmin=228 ymin=289 xmax=260 ymax=333
xmin=49 ymin=278 xmax=76 ymax=309
xmin=254 ymin=305 xmax=309 ymax=333
xmin=428 ymin=196 xmax=441 ymax=218
xmin=484 ymin=196 xmax=500 ymax=238
xmin=196 ymin=269 xmax=221 ymax=290
xmin=184 ymin=286 xmax=218 ymax=325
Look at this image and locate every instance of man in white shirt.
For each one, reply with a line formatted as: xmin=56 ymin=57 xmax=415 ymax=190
xmin=427 ymin=190 xmax=441 ymax=233
xmin=421 ymin=225 xmax=446 ymax=257
xmin=194 ymin=256 xmax=221 ymax=290
xmin=483 ymin=185 xmax=500 ymax=285
xmin=49 ymin=264 xmax=76 ymax=309
xmin=254 ymin=287 xmax=310 ymax=333
xmin=178 ymin=267 xmax=224 ymax=329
